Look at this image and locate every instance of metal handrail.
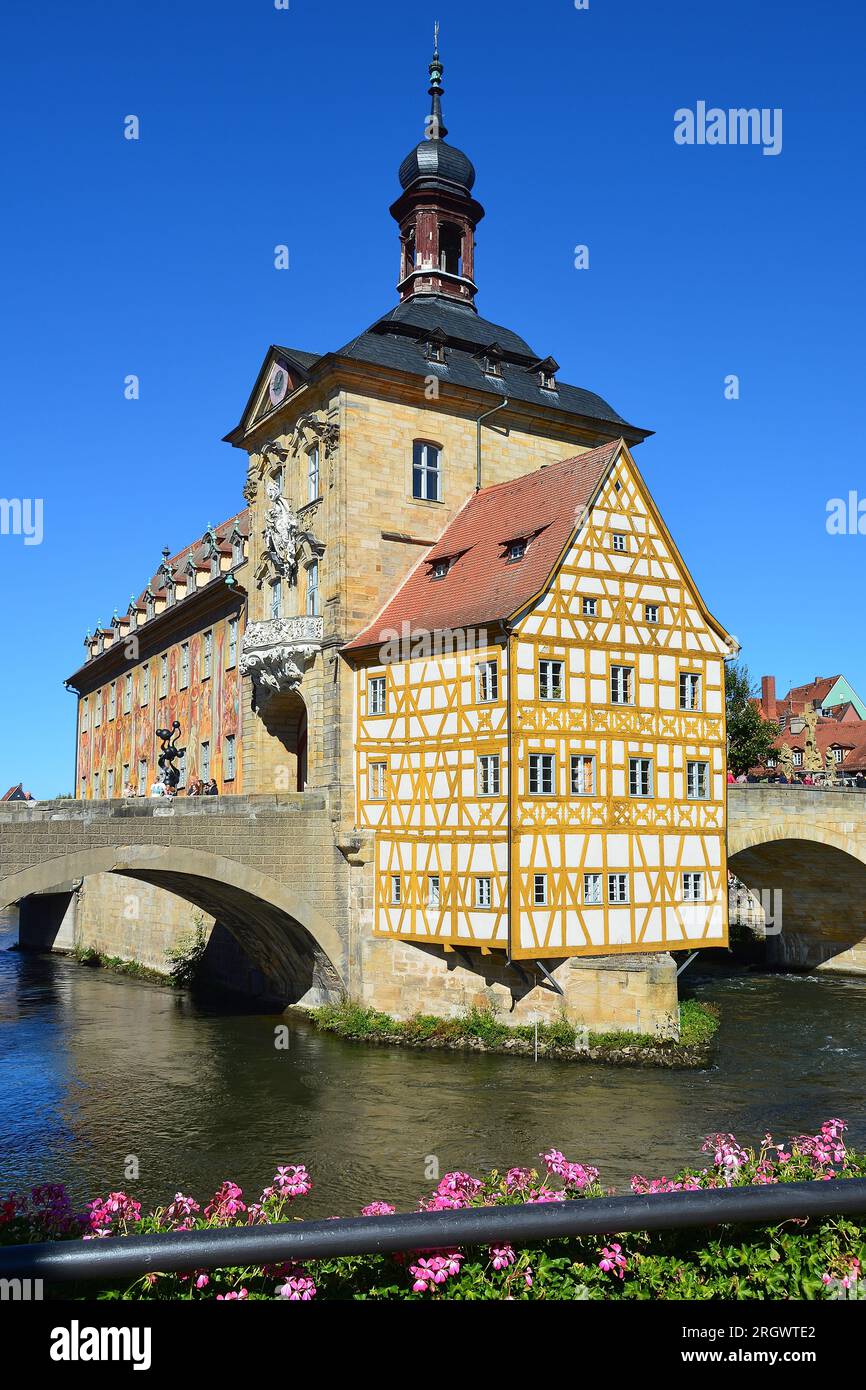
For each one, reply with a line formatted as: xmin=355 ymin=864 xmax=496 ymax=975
xmin=2 ymin=1178 xmax=865 ymax=1284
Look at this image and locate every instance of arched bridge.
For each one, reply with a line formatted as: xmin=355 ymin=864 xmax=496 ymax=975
xmin=0 ymin=794 xmax=351 ymax=1002
xmin=728 ymin=784 xmax=866 ymax=974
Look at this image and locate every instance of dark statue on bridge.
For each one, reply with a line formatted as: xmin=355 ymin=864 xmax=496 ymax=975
xmin=156 ymin=722 xmax=185 ymax=791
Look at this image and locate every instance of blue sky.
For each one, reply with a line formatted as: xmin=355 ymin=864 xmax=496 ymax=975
xmin=2 ymin=0 xmax=864 ymax=793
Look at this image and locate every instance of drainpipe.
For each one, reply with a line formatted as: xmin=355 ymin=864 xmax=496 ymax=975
xmin=476 ymin=397 xmax=509 ymax=491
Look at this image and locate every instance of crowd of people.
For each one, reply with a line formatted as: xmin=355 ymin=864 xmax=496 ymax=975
xmin=727 ymin=768 xmax=866 ymax=789
xmin=121 ymin=777 xmax=219 ymax=799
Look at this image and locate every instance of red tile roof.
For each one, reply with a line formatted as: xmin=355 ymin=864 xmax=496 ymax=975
xmin=344 ymin=441 xmax=622 ymax=651
xmin=779 ymin=676 xmax=841 ymax=715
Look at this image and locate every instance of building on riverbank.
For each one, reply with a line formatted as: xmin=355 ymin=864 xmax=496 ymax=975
xmin=758 ymin=674 xmax=866 ymax=777
xmin=48 ymin=40 xmax=734 ymax=1033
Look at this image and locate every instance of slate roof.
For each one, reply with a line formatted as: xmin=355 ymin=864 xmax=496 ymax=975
xmin=343 ymin=439 xmax=622 ymax=651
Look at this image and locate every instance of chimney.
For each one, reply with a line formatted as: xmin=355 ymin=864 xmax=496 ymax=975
xmin=761 ymin=675 xmax=777 ymax=721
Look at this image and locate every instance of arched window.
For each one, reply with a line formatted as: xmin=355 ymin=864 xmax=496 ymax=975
xmin=438 ymin=222 xmax=462 ymax=276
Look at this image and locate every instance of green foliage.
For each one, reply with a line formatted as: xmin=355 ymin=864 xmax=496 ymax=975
xmin=164 ymin=918 xmax=209 ymax=989
xmin=725 ymin=661 xmax=779 ymax=775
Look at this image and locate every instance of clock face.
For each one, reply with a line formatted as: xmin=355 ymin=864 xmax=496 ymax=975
xmin=269 ymin=366 xmax=289 ymax=406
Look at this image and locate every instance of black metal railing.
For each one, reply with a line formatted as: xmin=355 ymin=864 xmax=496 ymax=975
xmin=1 ymin=1178 xmax=865 ymax=1284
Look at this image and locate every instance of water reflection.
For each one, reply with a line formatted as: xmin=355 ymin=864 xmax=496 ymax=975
xmin=1 ymin=915 xmax=864 ymax=1217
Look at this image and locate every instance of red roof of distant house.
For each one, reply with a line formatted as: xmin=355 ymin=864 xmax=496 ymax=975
xmin=2 ymin=783 xmax=34 ymax=802
xmin=344 ymin=441 xmax=622 ymax=652
xmin=779 ymin=676 xmax=841 ymax=716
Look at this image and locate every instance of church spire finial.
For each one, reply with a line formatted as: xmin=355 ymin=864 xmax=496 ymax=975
xmin=427 ymin=22 xmax=447 ymax=141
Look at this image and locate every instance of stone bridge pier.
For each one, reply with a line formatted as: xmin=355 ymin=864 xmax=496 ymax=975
xmin=728 ymin=785 xmax=866 ymax=975
xmin=0 ymin=795 xmax=354 ymax=1006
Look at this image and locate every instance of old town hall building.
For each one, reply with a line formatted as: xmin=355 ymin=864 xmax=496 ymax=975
xmin=66 ymin=43 xmax=734 ymax=1028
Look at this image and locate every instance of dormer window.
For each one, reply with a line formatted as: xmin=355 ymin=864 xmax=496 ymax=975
xmin=146 ymin=596 xmax=155 ymax=620
xmin=485 ymin=355 xmax=502 ymax=377
xmin=210 ymin=552 xmax=220 ymax=578
xmin=531 ymin=356 xmax=559 ymax=391
xmin=506 ymin=539 xmax=527 ymax=563
xmin=431 ymin=558 xmax=450 ymax=580
xmin=231 ymin=532 xmax=244 ymax=566
xmin=476 ymin=342 xmax=504 ymax=378
xmin=165 ymin=581 xmax=175 ymax=608
xmin=425 ymin=331 xmax=447 ymax=364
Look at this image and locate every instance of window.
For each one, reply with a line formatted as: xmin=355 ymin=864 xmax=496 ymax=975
xmin=80 ymin=777 xmax=87 ymax=798
xmin=687 ymin=760 xmax=709 ymax=800
xmin=570 ymin=754 xmax=595 ymax=795
xmin=203 ymin=630 xmax=213 ymax=679
xmin=767 ymin=757 xmax=777 ymax=769
xmin=582 ymin=597 xmax=597 ymax=617
xmin=109 ymin=683 xmax=116 ymax=720
xmin=645 ymin=605 xmax=659 ymax=624
xmin=270 ymin=579 xmax=281 ymax=620
xmin=138 ymin=759 xmax=147 ymax=795
xmin=124 ymin=674 xmax=132 ymax=713
xmin=683 ymin=872 xmax=704 ymax=902
xmin=608 ymin=873 xmax=629 ymax=904
xmin=210 ymin=552 xmax=220 ymax=579
xmin=225 ymin=735 xmax=236 ymax=781
xmin=160 ymin=654 xmax=168 ymax=698
xmin=431 ymin=558 xmax=450 ymax=579
xmin=107 ymin=768 xmax=114 ymax=799
xmin=306 ymin=560 xmax=319 ymax=616
xmin=506 ymin=538 xmax=526 ymax=562
xmin=368 ymin=761 xmax=387 ymax=800
xmin=529 ymin=753 xmax=555 ymax=795
xmin=201 ymin=740 xmax=211 ymax=781
xmin=583 ymin=872 xmax=603 ymax=906
xmin=475 ymin=876 xmax=492 ymax=908
xmin=390 ymin=874 xmax=402 ymax=905
xmin=427 ymin=875 xmax=441 ymax=908
xmin=833 ymin=746 xmax=845 ymax=764
xmin=793 ymin=750 xmax=803 ymax=767
xmin=93 ymin=771 xmax=100 ymax=798
xmin=122 ymin=763 xmax=130 ymax=786
xmin=307 ymin=444 xmax=320 ymax=503
xmin=232 ymin=533 xmax=244 ymax=567
xmin=477 ymin=754 xmax=500 ymax=796
xmin=533 ymin=874 xmax=548 ymax=906
xmin=368 ymin=676 xmax=387 ymax=715
xmin=142 ymin=664 xmax=150 ymax=705
xmin=629 ymin=757 xmax=653 ymax=798
xmin=611 ymin=665 xmax=633 ymax=705
xmin=95 ymin=693 xmax=102 ymax=727
xmin=539 ymin=659 xmax=564 ymax=701
xmin=475 ymin=660 xmax=498 ymax=703
xmin=228 ymin=617 xmax=238 ymax=669
xmin=680 ymin=672 xmax=702 ymax=711
xmin=178 ymin=750 xmax=187 ymax=789
xmin=412 ymin=441 xmax=442 ymax=502
xmin=612 ymin=532 xmax=628 ymax=552
xmin=181 ymin=643 xmax=190 ymax=689
xmin=165 ymin=581 xmax=175 ymax=607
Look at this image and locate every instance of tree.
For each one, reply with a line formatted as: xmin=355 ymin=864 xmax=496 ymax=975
xmin=725 ymin=662 xmax=779 ymax=775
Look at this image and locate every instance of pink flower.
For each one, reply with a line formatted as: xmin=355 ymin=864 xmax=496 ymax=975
xmin=540 ymin=1149 xmax=599 ymax=1191
xmin=598 ymin=1242 xmax=628 ymax=1279
xmin=409 ymin=1251 xmax=464 ymax=1293
xmin=361 ymin=1201 xmax=396 ymax=1217
xmin=504 ymin=1168 xmax=534 ymax=1194
xmin=204 ymin=1181 xmax=246 ymax=1222
xmin=195 ymin=1274 xmax=209 ymax=1289
xmin=490 ymin=1244 xmax=515 ymax=1271
xmin=273 ymin=1165 xmax=313 ymax=1199
xmin=165 ymin=1193 xmax=201 ymax=1224
xmin=216 ymin=1288 xmax=249 ymax=1300
xmin=278 ymin=1275 xmax=317 ymax=1300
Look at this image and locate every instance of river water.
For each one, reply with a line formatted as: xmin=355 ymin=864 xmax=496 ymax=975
xmin=1 ymin=912 xmax=864 ymax=1217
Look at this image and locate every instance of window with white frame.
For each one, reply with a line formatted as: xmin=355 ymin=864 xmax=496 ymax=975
xmin=390 ymin=874 xmax=402 ymax=905
xmin=682 ymin=872 xmax=704 ymax=902
xmin=107 ymin=768 xmax=114 ymax=799
xmin=680 ymin=671 xmax=702 ymax=711
xmin=306 ymin=560 xmax=319 ymax=616
xmin=95 ymin=692 xmax=102 ymax=726
xmin=270 ymin=579 xmax=281 ymax=620
xmin=645 ymin=604 xmax=659 ymax=624
xmin=93 ymin=771 xmax=100 ymax=798
xmin=160 ymin=653 xmax=168 ymax=697
xmin=178 ymin=750 xmax=187 ymax=789
xmin=629 ymin=757 xmax=653 ymax=797
xmin=539 ymin=659 xmax=564 ymax=701
xmin=611 ymin=532 xmax=628 ymax=552
xmin=124 ymin=673 xmax=132 ymax=713
xmin=181 ymin=643 xmax=190 ymax=690
xmin=225 ymin=735 xmax=236 ymax=782
xmin=109 ymin=683 xmax=116 ymax=720
xmin=228 ymin=617 xmax=238 ymax=669
xmin=610 ymin=665 xmax=633 ymax=705
xmin=533 ymin=873 xmax=548 ymax=906
xmin=475 ymin=876 xmax=492 ymax=908
xmin=122 ymin=762 xmax=130 ymax=786
xmin=203 ymin=630 xmax=213 ymax=679
xmin=477 ymin=754 xmax=500 ymax=796
xmin=793 ymin=749 xmax=803 ymax=767
xmin=307 ymin=444 xmax=320 ymax=503
xmin=427 ymin=875 xmax=441 ymax=908
xmin=201 ymin=740 xmax=211 ymax=781
xmin=687 ymin=760 xmax=709 ymax=799
xmin=583 ymin=872 xmax=603 ymax=906
xmin=582 ymin=597 xmax=597 ymax=617
xmin=833 ymin=746 xmax=845 ymax=764
xmin=608 ymin=873 xmax=629 ymax=904
xmin=570 ymin=754 xmax=595 ymax=795
xmin=431 ymin=558 xmax=450 ymax=579
xmin=412 ymin=441 xmax=441 ymax=502
xmin=506 ymin=538 xmax=526 ymax=562
xmin=475 ymin=660 xmax=498 ymax=702
xmin=368 ymin=761 xmax=387 ymax=800
xmin=528 ymin=753 xmax=555 ymax=795
xmin=368 ymin=676 xmax=387 ymax=715
xmin=138 ymin=759 xmax=147 ymax=795
xmin=141 ymin=664 xmax=150 ymax=705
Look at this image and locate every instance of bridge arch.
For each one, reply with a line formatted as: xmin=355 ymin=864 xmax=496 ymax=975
xmin=0 ymin=844 xmax=345 ymax=1003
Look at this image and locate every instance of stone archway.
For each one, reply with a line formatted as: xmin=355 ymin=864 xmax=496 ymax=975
xmin=0 ymin=844 xmax=345 ymax=1005
xmin=258 ymin=688 xmax=309 ymax=791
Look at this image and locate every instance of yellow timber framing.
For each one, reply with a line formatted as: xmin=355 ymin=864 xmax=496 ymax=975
xmin=353 ymin=439 xmax=733 ymax=961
